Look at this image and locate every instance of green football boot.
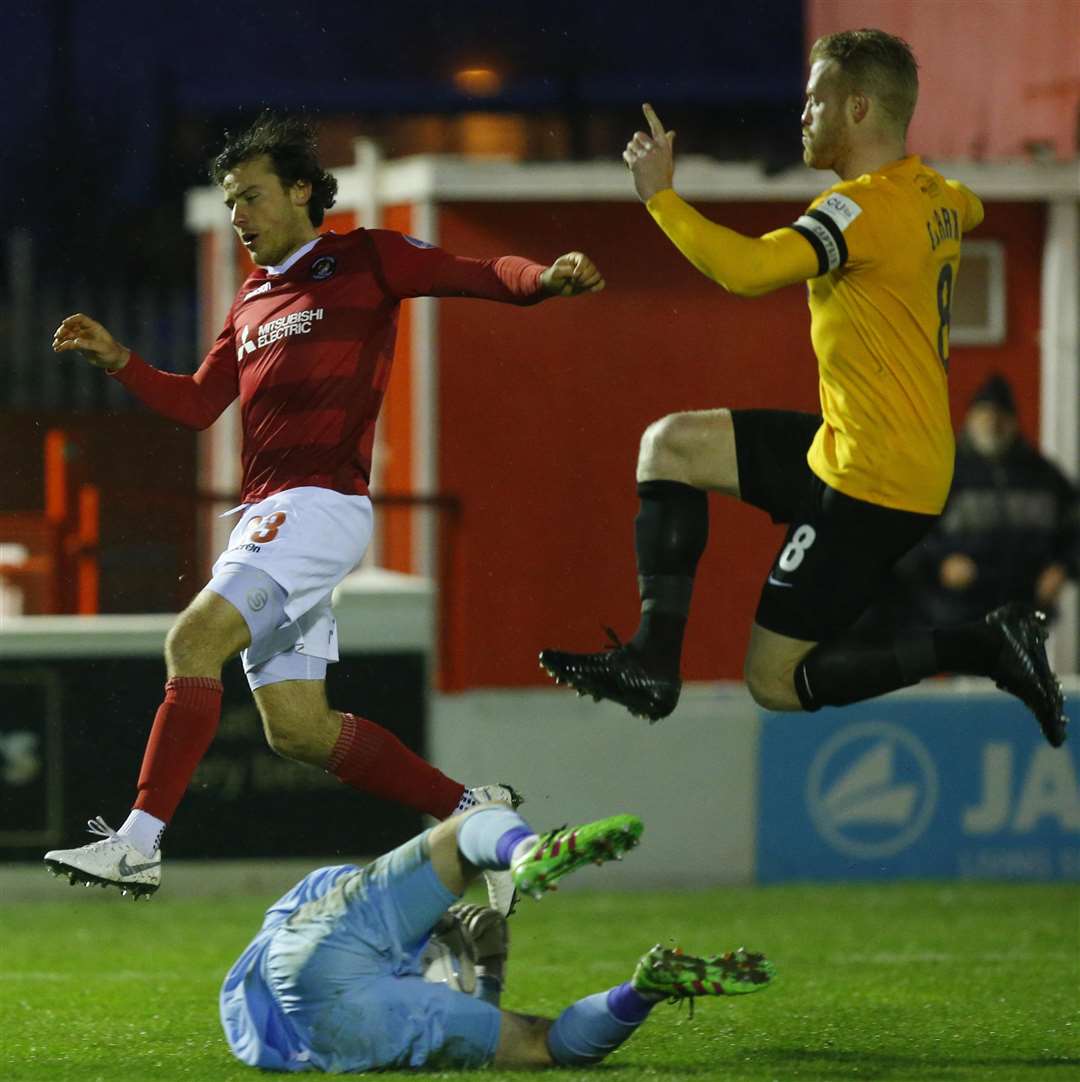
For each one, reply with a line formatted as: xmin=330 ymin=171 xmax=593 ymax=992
xmin=633 ymin=944 xmax=776 ymax=1000
xmin=511 ymin=814 xmax=643 ymax=900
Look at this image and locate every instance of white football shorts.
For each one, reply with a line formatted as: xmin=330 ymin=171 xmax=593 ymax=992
xmin=211 ymin=486 xmax=373 ymax=685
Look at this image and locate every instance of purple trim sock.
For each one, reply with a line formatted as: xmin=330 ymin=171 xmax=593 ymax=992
xmin=495 ymin=826 xmax=535 ymax=867
xmin=457 ymin=808 xmax=533 ymax=870
xmin=547 ymin=989 xmax=644 ymax=1065
xmin=606 ymin=981 xmax=657 ymax=1024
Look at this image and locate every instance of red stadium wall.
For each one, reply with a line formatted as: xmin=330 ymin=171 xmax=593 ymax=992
xmin=946 ymin=202 xmax=1045 ymax=436
xmin=431 ymin=199 xmax=1044 ymax=689
xmin=808 ymin=0 xmax=1080 ymax=160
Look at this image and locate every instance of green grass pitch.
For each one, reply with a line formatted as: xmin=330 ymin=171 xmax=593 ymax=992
xmin=5 ymin=880 xmax=1078 ymax=1081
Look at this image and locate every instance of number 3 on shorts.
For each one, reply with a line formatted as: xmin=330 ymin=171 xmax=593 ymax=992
xmin=248 ymin=511 xmax=287 ymax=544
xmin=778 ymin=524 xmax=816 ymax=573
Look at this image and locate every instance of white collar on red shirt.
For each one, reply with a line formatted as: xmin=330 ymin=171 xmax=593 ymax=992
xmin=264 ymin=235 xmax=324 ymax=277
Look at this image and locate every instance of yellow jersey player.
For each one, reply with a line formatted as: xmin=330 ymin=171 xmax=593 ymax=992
xmin=540 ymin=29 xmax=1066 ymax=747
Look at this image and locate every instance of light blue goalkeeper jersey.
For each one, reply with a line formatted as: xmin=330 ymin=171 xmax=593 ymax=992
xmin=219 ymin=835 xmax=501 ymax=1073
xmin=220 ymin=863 xmax=361 ymax=1070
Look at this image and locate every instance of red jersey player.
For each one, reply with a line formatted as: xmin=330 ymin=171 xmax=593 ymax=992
xmin=46 ymin=113 xmax=604 ymax=903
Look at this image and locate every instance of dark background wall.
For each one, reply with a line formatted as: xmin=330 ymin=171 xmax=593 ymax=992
xmin=3 ymin=0 xmax=805 ymax=290
xmin=3 ymin=0 xmax=806 ymax=616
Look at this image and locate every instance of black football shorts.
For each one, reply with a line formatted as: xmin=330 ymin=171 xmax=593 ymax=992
xmin=731 ymin=409 xmax=938 ymax=642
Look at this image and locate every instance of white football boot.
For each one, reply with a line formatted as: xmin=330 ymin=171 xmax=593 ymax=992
xmin=459 ymin=784 xmax=523 ymax=918
xmin=44 ymin=816 xmax=161 ymax=898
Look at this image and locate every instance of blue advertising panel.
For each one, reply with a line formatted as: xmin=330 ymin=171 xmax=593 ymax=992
xmin=756 ymin=693 xmax=1080 ymax=881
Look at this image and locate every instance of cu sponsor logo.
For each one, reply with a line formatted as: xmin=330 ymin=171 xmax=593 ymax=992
xmin=806 ymin=721 xmax=939 ymax=859
xmin=822 ymin=192 xmax=862 ymax=226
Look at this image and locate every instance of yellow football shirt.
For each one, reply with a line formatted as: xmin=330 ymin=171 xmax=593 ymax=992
xmin=794 ymin=156 xmax=983 ymax=513
xmin=646 ymin=156 xmax=984 ymax=515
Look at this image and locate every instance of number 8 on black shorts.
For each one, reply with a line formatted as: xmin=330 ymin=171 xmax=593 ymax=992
xmin=732 ymin=409 xmax=938 ymax=642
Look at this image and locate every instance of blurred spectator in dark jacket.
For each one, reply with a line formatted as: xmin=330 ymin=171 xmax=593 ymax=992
xmin=890 ymin=374 xmax=1080 ymax=628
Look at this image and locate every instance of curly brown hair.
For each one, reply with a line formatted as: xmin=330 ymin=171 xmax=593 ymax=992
xmin=809 ymin=29 xmax=919 ymax=136
xmin=210 ymin=112 xmax=339 ymax=227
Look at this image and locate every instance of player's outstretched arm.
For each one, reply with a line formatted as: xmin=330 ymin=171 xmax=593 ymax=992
xmin=624 ymin=104 xmax=819 ymax=297
xmin=539 ymin=252 xmax=605 ymax=296
xmin=52 ymin=313 xmax=130 ymax=372
xmin=371 ymin=229 xmax=604 ymax=305
xmin=53 ymin=311 xmax=238 ymax=430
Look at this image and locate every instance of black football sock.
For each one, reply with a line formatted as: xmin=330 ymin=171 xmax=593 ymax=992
xmin=794 ymin=631 xmax=933 ymax=711
xmin=931 ymin=620 xmax=1000 ymax=675
xmin=794 ymin=621 xmax=1000 ymax=711
xmin=627 ymin=480 xmax=708 ymax=674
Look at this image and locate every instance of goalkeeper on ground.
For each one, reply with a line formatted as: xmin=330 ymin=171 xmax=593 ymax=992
xmin=220 ymin=805 xmax=774 ymax=1071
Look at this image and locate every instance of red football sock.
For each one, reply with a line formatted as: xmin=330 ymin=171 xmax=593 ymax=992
xmin=133 ymin=676 xmax=224 ymax=822
xmin=327 ymin=712 xmax=465 ymax=818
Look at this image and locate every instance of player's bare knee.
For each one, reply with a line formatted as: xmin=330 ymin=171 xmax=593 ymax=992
xmin=427 ymin=816 xmax=462 ymax=850
xmin=639 ymin=409 xmax=736 ymax=489
xmin=638 ymin=412 xmax=695 ymax=480
xmin=743 ymin=665 xmax=772 ymax=709
xmin=744 ymin=660 xmax=801 ymax=712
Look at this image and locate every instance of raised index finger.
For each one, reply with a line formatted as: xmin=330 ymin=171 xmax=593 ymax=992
xmin=642 ymin=103 xmax=666 ymax=141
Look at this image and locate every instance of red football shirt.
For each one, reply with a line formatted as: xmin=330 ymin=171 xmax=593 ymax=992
xmin=112 ymin=229 xmax=547 ymax=502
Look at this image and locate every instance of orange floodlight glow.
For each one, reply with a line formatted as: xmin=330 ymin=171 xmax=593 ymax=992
xmin=452 ymin=67 xmax=502 ymax=97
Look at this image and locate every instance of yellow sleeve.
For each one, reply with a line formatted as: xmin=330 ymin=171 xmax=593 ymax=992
xmin=945 ymin=179 xmax=985 ymax=232
xmin=645 ymin=188 xmax=820 ymax=297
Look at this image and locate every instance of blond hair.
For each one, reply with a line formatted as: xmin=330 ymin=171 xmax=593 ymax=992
xmin=810 ymin=29 xmax=919 ymax=135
